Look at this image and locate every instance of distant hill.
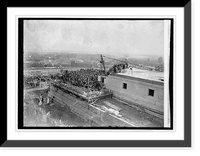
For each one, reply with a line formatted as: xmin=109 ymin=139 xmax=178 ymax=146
xmin=24 ymin=52 xmax=164 ymax=69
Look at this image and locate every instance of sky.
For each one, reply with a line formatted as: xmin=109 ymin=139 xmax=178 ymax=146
xmin=24 ymin=20 xmax=165 ymax=58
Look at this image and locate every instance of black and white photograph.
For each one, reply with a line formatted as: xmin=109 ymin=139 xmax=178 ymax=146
xmin=21 ymin=18 xmax=172 ymax=129
xmin=3 ymin=3 xmax=192 ymax=149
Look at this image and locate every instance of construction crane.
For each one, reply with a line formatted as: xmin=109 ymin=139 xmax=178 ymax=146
xmin=99 ymin=54 xmax=129 ymax=75
xmin=102 ymin=55 xmax=128 ymax=64
xmin=99 ymin=54 xmax=106 ymax=74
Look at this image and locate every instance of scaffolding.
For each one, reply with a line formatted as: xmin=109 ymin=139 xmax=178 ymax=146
xmin=50 ymin=81 xmax=113 ymax=103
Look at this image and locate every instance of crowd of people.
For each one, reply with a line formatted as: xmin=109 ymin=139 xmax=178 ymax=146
xmin=107 ymin=62 xmax=128 ymax=75
xmin=53 ymin=63 xmax=129 ymax=91
xmin=24 ymin=75 xmax=50 ymax=89
xmin=24 ymin=62 xmax=128 ymax=91
xmin=60 ymin=69 xmax=104 ymax=91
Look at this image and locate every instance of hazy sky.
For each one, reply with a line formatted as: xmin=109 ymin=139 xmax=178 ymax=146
xmin=24 ymin=20 xmax=164 ymax=58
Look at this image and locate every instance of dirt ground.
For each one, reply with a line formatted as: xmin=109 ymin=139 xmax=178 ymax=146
xmin=23 ymin=88 xmax=163 ymax=128
xmin=23 ymin=88 xmax=92 ymax=127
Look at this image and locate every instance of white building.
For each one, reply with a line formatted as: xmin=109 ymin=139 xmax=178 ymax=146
xmin=104 ymin=68 xmax=165 ymax=115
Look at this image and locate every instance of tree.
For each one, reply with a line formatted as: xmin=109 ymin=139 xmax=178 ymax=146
xmin=158 ymin=57 xmax=164 ymax=64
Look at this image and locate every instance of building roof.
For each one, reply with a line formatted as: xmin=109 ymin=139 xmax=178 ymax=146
xmin=114 ymin=68 xmax=164 ymax=85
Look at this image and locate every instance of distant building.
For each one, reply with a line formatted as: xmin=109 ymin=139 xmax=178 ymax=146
xmin=155 ymin=65 xmax=164 ymax=72
xmin=145 ymin=66 xmax=156 ymax=71
xmin=70 ymin=60 xmax=92 ymax=68
xmin=44 ymin=63 xmax=54 ymax=67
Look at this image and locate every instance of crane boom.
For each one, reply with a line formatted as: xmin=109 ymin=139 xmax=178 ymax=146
xmin=100 ymin=54 xmax=106 ymax=74
xmin=99 ymin=54 xmax=129 ymax=75
xmin=102 ymin=55 xmax=128 ymax=63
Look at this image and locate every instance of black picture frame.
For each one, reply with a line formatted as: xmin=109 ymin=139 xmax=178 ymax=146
xmin=17 ymin=17 xmax=174 ymax=130
xmin=2 ymin=1 xmax=191 ymax=147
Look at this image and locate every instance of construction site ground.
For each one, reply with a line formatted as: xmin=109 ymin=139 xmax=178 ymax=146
xmin=24 ymin=88 xmax=163 ymax=127
xmin=24 ymin=88 xmax=92 ymax=127
xmin=95 ymin=97 xmax=163 ymax=127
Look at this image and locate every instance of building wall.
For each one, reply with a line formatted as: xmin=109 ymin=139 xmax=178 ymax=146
xmin=104 ymin=75 xmax=164 ymax=113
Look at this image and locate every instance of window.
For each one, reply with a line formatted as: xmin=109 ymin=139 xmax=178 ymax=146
xmin=148 ymin=89 xmax=154 ymax=96
xmin=101 ymin=77 xmax=104 ymax=83
xmin=123 ymin=83 xmax=127 ymax=89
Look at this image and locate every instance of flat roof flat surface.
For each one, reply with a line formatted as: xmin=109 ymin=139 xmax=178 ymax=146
xmin=117 ymin=68 xmax=164 ymax=82
xmin=95 ymin=97 xmax=163 ymax=127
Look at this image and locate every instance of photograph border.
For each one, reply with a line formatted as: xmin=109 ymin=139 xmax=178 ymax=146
xmin=18 ymin=17 xmax=173 ymax=130
xmin=2 ymin=1 xmax=191 ymax=147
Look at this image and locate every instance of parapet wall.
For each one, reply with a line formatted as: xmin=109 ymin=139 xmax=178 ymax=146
xmin=48 ymin=86 xmax=135 ymax=127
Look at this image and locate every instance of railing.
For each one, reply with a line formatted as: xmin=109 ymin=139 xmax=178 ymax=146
xmin=51 ymin=81 xmax=112 ymax=102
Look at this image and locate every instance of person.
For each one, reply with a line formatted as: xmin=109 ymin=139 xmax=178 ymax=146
xmin=39 ymin=99 xmax=42 ymax=105
xmin=41 ymin=94 xmax=44 ymax=103
xmin=51 ymin=96 xmax=54 ymax=103
xmin=46 ymin=97 xmax=50 ymax=104
xmin=38 ymin=94 xmax=43 ymax=105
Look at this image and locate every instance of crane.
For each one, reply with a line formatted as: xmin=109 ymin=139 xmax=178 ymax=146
xmin=99 ymin=54 xmax=129 ymax=75
xmin=102 ymin=55 xmax=128 ymax=64
xmin=99 ymin=54 xmax=106 ymax=74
